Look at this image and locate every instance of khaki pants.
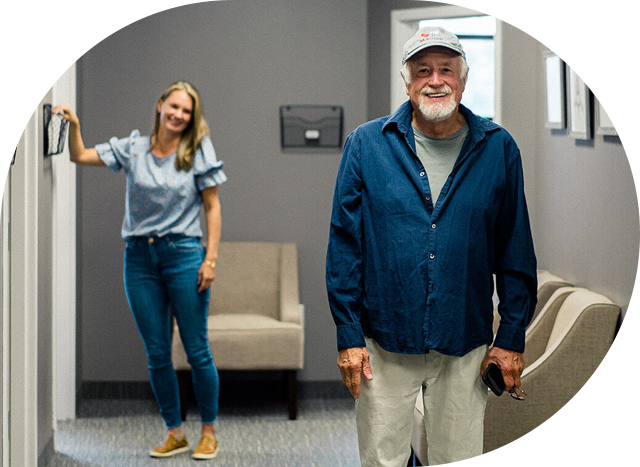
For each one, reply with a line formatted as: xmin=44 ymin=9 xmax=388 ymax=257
xmin=356 ymin=338 xmax=488 ymax=466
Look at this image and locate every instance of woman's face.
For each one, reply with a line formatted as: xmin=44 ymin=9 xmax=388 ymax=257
xmin=157 ymin=90 xmax=194 ymax=135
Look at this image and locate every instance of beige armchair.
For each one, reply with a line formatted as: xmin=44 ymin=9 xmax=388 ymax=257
xmin=172 ymin=242 xmax=304 ymax=420
xmin=412 ymin=287 xmax=620 ymax=467
xmin=483 ymin=288 xmax=620 ymax=453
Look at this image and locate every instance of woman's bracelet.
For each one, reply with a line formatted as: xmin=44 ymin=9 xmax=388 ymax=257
xmin=204 ymin=260 xmax=216 ymax=269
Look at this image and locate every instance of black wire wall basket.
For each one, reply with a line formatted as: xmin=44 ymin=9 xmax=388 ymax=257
xmin=280 ymin=105 xmax=343 ymax=149
xmin=0 ymin=104 xmax=21 ymax=169
xmin=43 ymin=104 xmax=69 ymax=156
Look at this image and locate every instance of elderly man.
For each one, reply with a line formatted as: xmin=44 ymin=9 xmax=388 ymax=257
xmin=326 ymin=27 xmax=536 ymax=466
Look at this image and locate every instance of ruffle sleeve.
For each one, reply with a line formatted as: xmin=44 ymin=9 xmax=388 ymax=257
xmin=193 ymin=136 xmax=227 ymax=191
xmin=94 ymin=130 xmax=142 ymax=173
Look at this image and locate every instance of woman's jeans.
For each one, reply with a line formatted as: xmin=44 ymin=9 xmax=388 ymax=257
xmin=124 ymin=235 xmax=219 ymax=429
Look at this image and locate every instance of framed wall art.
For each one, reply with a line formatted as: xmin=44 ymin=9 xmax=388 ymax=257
xmin=567 ymin=67 xmax=593 ymax=140
xmin=593 ymin=41 xmax=622 ymax=136
xmin=543 ymin=51 xmax=566 ymax=129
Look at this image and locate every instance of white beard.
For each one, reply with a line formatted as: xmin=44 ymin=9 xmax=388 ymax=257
xmin=418 ymin=98 xmax=457 ymax=122
xmin=417 ymin=86 xmax=457 ymax=122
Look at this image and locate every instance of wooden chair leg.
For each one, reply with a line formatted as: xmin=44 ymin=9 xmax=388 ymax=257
xmin=286 ymin=370 xmax=298 ymax=420
xmin=177 ymin=369 xmax=192 ymax=421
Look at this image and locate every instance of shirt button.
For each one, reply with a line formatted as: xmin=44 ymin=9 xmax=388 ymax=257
xmin=148 ymin=238 xmax=154 ymax=243
xmin=425 ymin=196 xmax=431 ymax=201
xmin=429 ymin=253 xmax=435 ymax=259
xmin=431 ymin=224 xmax=436 ymax=229
xmin=420 ymin=171 xmax=426 ymax=177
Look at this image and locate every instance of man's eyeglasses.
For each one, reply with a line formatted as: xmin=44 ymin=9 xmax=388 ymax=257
xmin=508 ymin=386 xmax=527 ymax=401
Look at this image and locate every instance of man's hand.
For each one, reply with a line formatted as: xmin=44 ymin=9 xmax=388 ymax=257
xmin=338 ymin=346 xmax=373 ymax=399
xmin=480 ymin=346 xmax=524 ymax=391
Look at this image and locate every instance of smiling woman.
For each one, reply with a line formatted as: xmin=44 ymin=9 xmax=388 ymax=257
xmin=155 ymin=91 xmax=193 ymax=144
xmin=151 ymin=81 xmax=210 ymax=170
xmin=54 ymin=79 xmax=227 ymax=460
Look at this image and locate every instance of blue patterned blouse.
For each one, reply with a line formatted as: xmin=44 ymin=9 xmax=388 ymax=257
xmin=96 ymin=130 xmax=227 ymax=240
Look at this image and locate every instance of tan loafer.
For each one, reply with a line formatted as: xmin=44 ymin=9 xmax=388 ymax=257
xmin=192 ymin=435 xmax=219 ymax=460
xmin=149 ymin=434 xmax=189 ymax=458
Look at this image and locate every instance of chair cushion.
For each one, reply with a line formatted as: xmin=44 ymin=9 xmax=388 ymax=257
xmin=209 ymin=243 xmax=281 ymax=320
xmin=173 ymin=314 xmax=303 ymax=371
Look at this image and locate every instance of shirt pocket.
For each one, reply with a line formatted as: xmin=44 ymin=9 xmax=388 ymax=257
xmin=168 ymin=237 xmax=203 ymax=252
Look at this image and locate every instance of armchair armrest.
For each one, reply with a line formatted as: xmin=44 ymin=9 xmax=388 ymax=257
xmin=523 ymin=287 xmax=575 ymax=365
xmin=279 ymin=243 xmax=301 ymax=324
xmin=483 ymin=303 xmax=619 ymax=453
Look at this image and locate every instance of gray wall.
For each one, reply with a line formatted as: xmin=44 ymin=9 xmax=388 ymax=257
xmin=77 ymin=0 xmax=368 ymax=383
xmin=535 ymin=1 xmax=640 ymax=466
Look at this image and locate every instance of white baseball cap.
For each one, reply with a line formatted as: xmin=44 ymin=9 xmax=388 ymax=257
xmin=402 ymin=26 xmax=466 ymax=64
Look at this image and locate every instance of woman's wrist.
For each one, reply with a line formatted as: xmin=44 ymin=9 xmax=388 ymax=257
xmin=203 ymin=259 xmax=216 ymax=269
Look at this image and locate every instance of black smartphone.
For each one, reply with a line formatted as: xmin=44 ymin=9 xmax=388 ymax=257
xmin=482 ymin=363 xmax=505 ymax=396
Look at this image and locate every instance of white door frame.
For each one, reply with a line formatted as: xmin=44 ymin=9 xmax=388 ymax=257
xmin=51 ymin=65 xmax=77 ymax=423
xmin=2 ymin=163 xmax=11 ymax=467
xmin=389 ymin=4 xmax=503 ymax=123
xmin=8 ymin=108 xmax=39 ymax=467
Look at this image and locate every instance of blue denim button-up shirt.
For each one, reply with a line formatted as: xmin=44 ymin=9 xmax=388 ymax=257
xmin=326 ymin=101 xmax=536 ymax=356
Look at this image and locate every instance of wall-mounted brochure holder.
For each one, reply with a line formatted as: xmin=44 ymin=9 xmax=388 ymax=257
xmin=280 ymin=105 xmax=343 ymax=148
xmin=43 ymin=104 xmax=69 ymax=157
xmin=0 ymin=104 xmax=20 ymax=169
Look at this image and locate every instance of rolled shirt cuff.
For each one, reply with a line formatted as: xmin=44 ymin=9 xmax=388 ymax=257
xmin=493 ymin=323 xmax=526 ymax=353
xmin=336 ymin=322 xmax=366 ymax=351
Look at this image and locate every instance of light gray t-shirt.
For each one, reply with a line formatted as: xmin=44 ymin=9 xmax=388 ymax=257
xmin=412 ymin=122 xmax=469 ymax=204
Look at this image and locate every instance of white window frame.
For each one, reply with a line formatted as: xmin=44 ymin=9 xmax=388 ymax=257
xmin=390 ymin=4 xmax=503 ymax=124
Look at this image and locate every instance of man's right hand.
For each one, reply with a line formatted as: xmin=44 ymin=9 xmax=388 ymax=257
xmin=338 ymin=346 xmax=373 ymax=399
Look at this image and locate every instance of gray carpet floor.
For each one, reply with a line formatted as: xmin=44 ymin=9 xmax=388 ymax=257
xmin=49 ymin=397 xmax=360 ymax=467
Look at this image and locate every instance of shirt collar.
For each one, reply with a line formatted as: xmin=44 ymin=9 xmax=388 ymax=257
xmin=383 ymin=100 xmax=500 ymax=140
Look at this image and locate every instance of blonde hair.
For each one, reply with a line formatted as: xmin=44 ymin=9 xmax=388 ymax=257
xmin=152 ymin=81 xmax=210 ymax=171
